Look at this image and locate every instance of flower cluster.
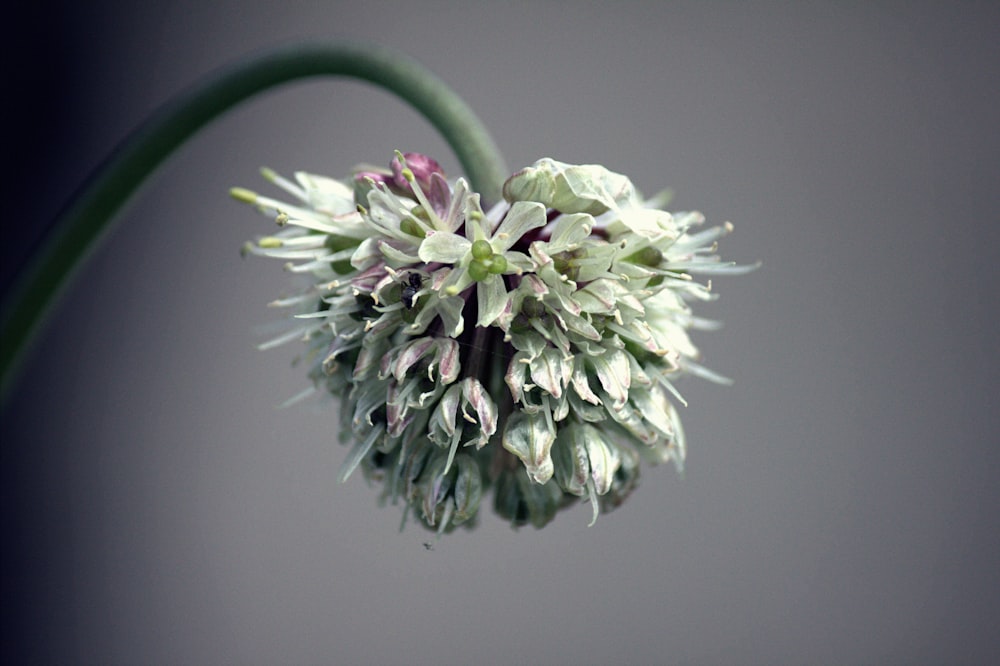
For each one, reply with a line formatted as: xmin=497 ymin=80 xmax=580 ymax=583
xmin=236 ymin=152 xmax=755 ymax=532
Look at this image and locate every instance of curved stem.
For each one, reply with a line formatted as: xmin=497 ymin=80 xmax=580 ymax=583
xmin=0 ymin=41 xmax=508 ymax=400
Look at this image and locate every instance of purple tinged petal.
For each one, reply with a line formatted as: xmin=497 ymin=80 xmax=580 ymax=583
xmin=377 ymin=239 xmax=420 ymax=265
xmin=434 ymin=338 xmax=461 ymax=384
xmin=392 ymin=337 xmax=437 ymax=382
xmin=385 ymin=383 xmax=414 ymax=438
xmin=352 ymin=345 xmax=382 ymax=381
xmin=504 ymin=351 xmax=532 ymax=403
xmin=508 ymin=330 xmax=547 ymax=359
xmin=522 ymin=274 xmax=549 ymax=298
xmin=548 ymin=284 xmax=582 ymax=317
xmin=392 ymin=152 xmax=445 ymax=192
xmin=427 ymin=172 xmax=452 ymax=218
xmin=462 ymin=378 xmax=498 ymax=444
xmin=571 ymin=358 xmax=602 ymax=405
xmin=433 ymin=384 xmax=463 ymax=439
xmin=502 ymin=163 xmax=556 ymax=206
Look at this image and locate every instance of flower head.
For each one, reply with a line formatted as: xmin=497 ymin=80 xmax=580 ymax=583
xmin=236 ymin=153 xmax=756 ymax=532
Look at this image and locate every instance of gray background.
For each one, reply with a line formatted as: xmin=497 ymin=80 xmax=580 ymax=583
xmin=3 ymin=2 xmax=999 ymax=664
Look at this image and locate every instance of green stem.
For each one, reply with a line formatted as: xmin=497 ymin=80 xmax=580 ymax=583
xmin=0 ymin=41 xmax=507 ymax=401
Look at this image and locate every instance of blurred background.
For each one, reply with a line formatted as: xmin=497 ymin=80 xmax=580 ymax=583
xmin=3 ymin=2 xmax=999 ymax=663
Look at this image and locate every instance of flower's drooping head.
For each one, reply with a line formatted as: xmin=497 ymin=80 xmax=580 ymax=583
xmin=236 ymin=152 xmax=756 ymax=532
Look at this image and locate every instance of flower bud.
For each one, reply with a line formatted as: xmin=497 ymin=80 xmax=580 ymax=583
xmin=428 ymin=378 xmax=498 ymax=473
xmin=502 ymin=411 xmax=556 ymax=484
xmin=552 ymin=422 xmax=622 ymax=524
xmin=493 ymin=467 xmax=567 ymax=529
xmin=417 ymin=452 xmax=483 ymax=531
xmin=599 ymin=443 xmax=641 ymax=512
xmin=503 ymin=158 xmax=635 ymax=215
xmin=391 ymin=151 xmax=445 ymax=193
xmin=471 ymin=239 xmax=493 ymax=260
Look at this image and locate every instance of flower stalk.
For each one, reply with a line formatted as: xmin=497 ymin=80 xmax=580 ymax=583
xmin=0 ymin=41 xmax=506 ymax=401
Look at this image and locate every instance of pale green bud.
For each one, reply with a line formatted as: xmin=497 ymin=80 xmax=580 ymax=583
xmin=471 ymin=239 xmax=493 ymax=260
xmin=468 ymin=261 xmax=489 ymax=282
xmin=486 ymin=255 xmax=507 ymax=274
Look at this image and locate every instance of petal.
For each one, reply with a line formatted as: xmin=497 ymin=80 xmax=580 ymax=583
xmin=610 ymin=208 xmax=677 ymax=240
xmin=591 ymin=348 xmax=631 ymax=409
xmin=436 ymin=295 xmax=466 ymax=338
xmin=548 ymin=213 xmax=594 ymax=248
xmin=391 ymin=337 xmax=437 ymax=382
xmin=433 ymin=338 xmax=461 ymax=385
xmin=430 ymin=384 xmax=463 ymax=441
xmin=295 ymin=171 xmax=357 ymax=216
xmin=553 ymin=427 xmax=589 ymax=496
xmin=581 ymin=424 xmax=620 ymax=496
xmin=419 ymin=231 xmax=471 ymax=263
xmin=502 ymin=411 xmax=556 ymax=484
xmin=529 ymin=347 xmax=570 ymax=399
xmin=476 ymin=275 xmax=508 ymax=327
xmin=337 ymin=424 xmax=385 ymax=483
xmin=378 ymin=239 xmax=420 ymax=265
xmin=491 ymin=201 xmax=547 ymax=252
xmin=451 ymin=454 xmax=483 ymax=524
xmin=462 ymin=378 xmax=498 ymax=444
xmin=571 ymin=357 xmax=603 ymax=405
xmin=504 ymin=351 xmax=532 ymax=403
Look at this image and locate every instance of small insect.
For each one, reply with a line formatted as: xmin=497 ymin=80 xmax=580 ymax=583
xmin=401 ymin=273 xmax=424 ymax=309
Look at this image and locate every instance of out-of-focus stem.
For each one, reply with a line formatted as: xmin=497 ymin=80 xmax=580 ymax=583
xmin=0 ymin=41 xmax=507 ymax=401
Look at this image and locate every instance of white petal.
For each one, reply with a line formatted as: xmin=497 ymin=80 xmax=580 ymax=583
xmin=491 ymin=201 xmax=547 ymax=252
xmin=419 ymin=231 xmax=471 ymax=264
xmin=476 ymin=275 xmax=508 ymax=327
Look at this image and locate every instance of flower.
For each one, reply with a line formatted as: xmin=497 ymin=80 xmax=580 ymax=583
xmin=236 ymin=153 xmax=756 ymax=532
